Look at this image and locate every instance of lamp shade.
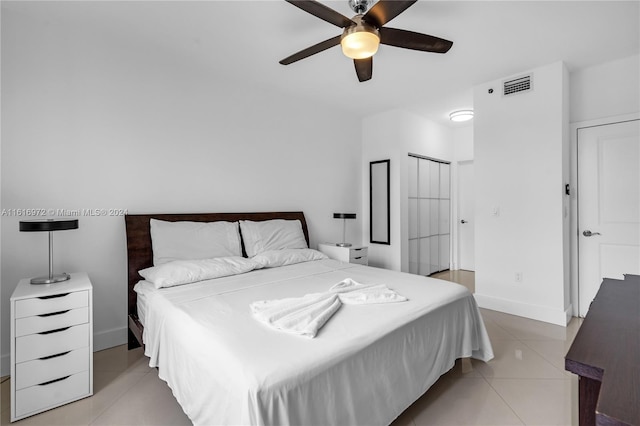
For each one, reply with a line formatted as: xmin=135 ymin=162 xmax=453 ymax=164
xmin=20 ymin=219 xmax=79 ymax=232
xmin=333 ymin=213 xmax=356 ymax=219
xmin=19 ymin=218 xmax=79 ymax=284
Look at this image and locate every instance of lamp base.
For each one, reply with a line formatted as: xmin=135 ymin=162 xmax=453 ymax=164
xmin=30 ymin=273 xmax=71 ymax=285
xmin=336 ymin=242 xmax=352 ymax=247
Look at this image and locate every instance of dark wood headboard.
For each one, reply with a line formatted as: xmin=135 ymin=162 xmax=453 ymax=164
xmin=124 ymin=211 xmax=309 ymax=348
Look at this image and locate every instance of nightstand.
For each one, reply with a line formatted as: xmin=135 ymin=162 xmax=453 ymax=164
xmin=10 ymin=272 xmax=93 ymax=422
xmin=318 ymin=243 xmax=368 ymax=266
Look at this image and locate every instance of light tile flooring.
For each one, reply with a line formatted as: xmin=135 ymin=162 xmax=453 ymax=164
xmin=431 ymin=269 xmax=476 ymax=293
xmin=1 ymin=271 xmax=582 ymax=426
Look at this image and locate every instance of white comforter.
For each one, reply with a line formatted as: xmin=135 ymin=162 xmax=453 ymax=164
xmin=135 ymin=259 xmax=493 ymax=426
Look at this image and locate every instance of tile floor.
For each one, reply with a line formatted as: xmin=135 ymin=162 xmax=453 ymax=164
xmin=431 ymin=269 xmax=476 ymax=293
xmin=1 ymin=271 xmax=582 ymax=426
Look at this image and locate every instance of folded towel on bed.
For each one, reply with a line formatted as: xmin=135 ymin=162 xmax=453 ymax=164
xmin=329 ymin=278 xmax=408 ymax=305
xmin=250 ymin=292 xmax=342 ymax=338
xmin=250 ymin=278 xmax=407 ymax=338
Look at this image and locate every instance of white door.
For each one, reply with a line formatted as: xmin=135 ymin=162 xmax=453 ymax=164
xmin=578 ymin=120 xmax=640 ymax=316
xmin=458 ymin=161 xmax=475 ymax=271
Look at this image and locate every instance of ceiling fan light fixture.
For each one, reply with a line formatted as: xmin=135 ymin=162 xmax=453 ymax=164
xmin=449 ymin=110 xmax=474 ymax=122
xmin=280 ymin=0 xmax=454 ymax=82
xmin=341 ymin=17 xmax=380 ymax=59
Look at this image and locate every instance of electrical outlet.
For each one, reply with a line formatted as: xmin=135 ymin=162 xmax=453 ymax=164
xmin=515 ymin=272 xmax=522 ymax=283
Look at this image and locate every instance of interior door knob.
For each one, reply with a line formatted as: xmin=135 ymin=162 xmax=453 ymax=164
xmin=583 ymin=230 xmax=601 ymax=237
xmin=460 ymin=219 xmax=467 ymax=224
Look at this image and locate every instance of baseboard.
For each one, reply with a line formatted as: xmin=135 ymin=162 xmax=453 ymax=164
xmin=1 ymin=327 xmax=128 ymax=377
xmin=474 ymin=293 xmax=569 ymax=326
xmin=94 ymin=326 xmax=128 ymax=352
xmin=564 ymin=304 xmax=574 ymax=324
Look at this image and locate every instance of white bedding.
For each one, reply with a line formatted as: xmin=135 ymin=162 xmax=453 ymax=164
xmin=135 ymin=259 xmax=493 ymax=426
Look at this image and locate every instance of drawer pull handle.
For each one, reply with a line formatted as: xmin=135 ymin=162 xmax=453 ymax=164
xmin=38 ymin=310 xmax=70 ymax=318
xmin=354 ymin=257 xmax=362 ymax=260
xmin=38 ymin=375 xmax=70 ymax=386
xmin=354 ymin=248 xmax=364 ymax=252
xmin=39 ymin=326 xmax=70 ymax=335
xmin=38 ymin=293 xmax=70 ymax=300
xmin=40 ymin=351 xmax=71 ymax=360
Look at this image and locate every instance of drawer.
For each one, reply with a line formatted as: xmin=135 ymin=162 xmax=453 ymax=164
xmin=349 ymin=247 xmax=368 ymax=260
xmin=15 ymin=347 xmax=89 ymax=390
xmin=15 ymin=370 xmax=90 ymax=419
xmin=15 ymin=307 xmax=89 ymax=337
xmin=16 ymin=323 xmax=89 ymax=363
xmin=15 ymin=291 xmax=88 ymax=319
xmin=350 ymin=255 xmax=368 ymax=265
xmin=350 ymin=247 xmax=368 ymax=265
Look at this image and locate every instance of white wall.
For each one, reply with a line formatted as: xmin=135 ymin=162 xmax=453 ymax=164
xmin=473 ymin=61 xmax=571 ymax=326
xmin=361 ymin=110 xmax=454 ymax=272
xmin=453 ymin=126 xmax=474 ymax=163
xmin=0 ymin=7 xmax=362 ymax=375
xmin=570 ymin=54 xmax=640 ymax=123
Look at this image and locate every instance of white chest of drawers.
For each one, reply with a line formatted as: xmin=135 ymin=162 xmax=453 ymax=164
xmin=10 ymin=272 xmax=93 ymax=422
xmin=318 ymin=243 xmax=369 ymax=266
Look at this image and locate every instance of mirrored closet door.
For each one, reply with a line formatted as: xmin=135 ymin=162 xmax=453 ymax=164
xmin=408 ymin=154 xmax=450 ymax=275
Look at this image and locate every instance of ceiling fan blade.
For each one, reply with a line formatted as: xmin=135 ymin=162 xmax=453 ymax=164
xmin=363 ymin=0 xmax=417 ymax=28
xmin=279 ymin=35 xmax=341 ymax=65
xmin=285 ymin=0 xmax=355 ymax=28
xmin=354 ymin=57 xmax=373 ymax=82
xmin=379 ymin=27 xmax=453 ymax=53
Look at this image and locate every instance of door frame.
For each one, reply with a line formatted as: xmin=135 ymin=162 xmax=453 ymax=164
xmin=570 ymin=112 xmax=640 ymax=317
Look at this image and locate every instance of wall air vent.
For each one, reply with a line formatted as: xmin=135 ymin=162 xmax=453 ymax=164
xmin=503 ymin=74 xmax=532 ymax=96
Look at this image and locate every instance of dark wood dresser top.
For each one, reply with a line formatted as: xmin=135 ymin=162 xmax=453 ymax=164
xmin=565 ymin=274 xmax=640 ymax=426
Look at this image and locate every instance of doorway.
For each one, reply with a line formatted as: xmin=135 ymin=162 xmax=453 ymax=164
xmin=577 ymin=119 xmax=640 ymax=316
xmin=457 ymin=161 xmax=475 ymax=271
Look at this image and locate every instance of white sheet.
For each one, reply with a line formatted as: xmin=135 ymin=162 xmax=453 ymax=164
xmin=135 ymin=259 xmax=493 ymax=426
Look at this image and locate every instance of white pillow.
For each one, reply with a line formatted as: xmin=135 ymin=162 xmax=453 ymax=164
xmin=239 ymin=219 xmax=308 ymax=257
xmin=139 ymin=256 xmax=260 ymax=289
xmin=150 ymin=219 xmax=242 ymax=265
xmin=252 ymin=249 xmax=327 ymax=268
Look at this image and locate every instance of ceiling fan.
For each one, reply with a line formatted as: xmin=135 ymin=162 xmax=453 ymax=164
xmin=279 ymin=0 xmax=453 ymax=82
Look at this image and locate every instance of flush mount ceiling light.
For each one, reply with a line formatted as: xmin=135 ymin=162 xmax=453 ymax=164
xmin=449 ymin=110 xmax=474 ymax=122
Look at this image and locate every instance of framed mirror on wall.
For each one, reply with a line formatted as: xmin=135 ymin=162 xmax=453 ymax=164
xmin=370 ymin=159 xmax=390 ymax=245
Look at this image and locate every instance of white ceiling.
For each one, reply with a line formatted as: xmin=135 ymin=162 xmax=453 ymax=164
xmin=5 ymin=1 xmax=640 ymax=127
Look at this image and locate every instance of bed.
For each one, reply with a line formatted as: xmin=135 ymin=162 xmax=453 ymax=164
xmin=125 ymin=211 xmax=493 ymax=426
